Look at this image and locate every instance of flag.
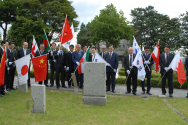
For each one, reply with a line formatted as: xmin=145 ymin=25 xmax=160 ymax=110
xmin=132 ymin=37 xmax=140 ymax=54
xmin=14 ymin=55 xmax=30 ymax=85
xmin=169 ymin=51 xmax=186 ymax=86
xmin=43 ymin=30 xmax=50 ymax=51
xmin=0 ymin=50 xmax=6 ymax=86
xmin=93 ymin=53 xmax=108 ymax=64
xmin=60 ymin=16 xmax=73 ymax=44
xmin=32 ymin=36 xmax=39 ymax=57
xmin=78 ymin=48 xmax=90 ymax=74
xmin=132 ymin=49 xmax=146 ymax=81
xmin=31 ymin=55 xmax=47 ymax=82
xmin=63 ymin=23 xmax=74 ymax=50
xmin=151 ymin=41 xmax=160 ymax=73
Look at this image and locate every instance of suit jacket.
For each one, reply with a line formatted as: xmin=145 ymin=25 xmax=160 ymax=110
xmin=104 ymin=52 xmax=119 ymax=72
xmin=7 ymin=49 xmax=17 ymax=70
xmin=89 ymin=54 xmax=96 ymax=62
xmin=142 ymin=53 xmax=154 ymax=73
xmin=0 ymin=47 xmax=4 ymax=61
xmin=159 ymin=53 xmax=174 ymax=74
xmin=72 ymin=50 xmax=85 ymax=69
xmin=185 ymin=56 xmax=188 ymax=76
xmin=99 ymin=52 xmax=106 ymax=59
xmin=17 ymin=48 xmax=31 ymax=59
xmin=67 ymin=51 xmax=74 ymax=70
xmin=49 ymin=50 xmax=57 ymax=69
xmin=123 ymin=54 xmax=138 ymax=76
xmin=55 ymin=51 xmax=67 ymax=67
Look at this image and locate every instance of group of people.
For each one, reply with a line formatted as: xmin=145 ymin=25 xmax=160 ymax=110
xmin=0 ymin=40 xmax=187 ymax=98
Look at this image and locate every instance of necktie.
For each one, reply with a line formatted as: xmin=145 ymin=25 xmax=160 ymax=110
xmin=146 ymin=53 xmax=148 ymax=59
xmin=78 ymin=51 xmax=80 ymax=58
xmin=166 ymin=54 xmax=168 ymax=63
xmin=129 ymin=55 xmax=132 ymax=66
xmin=41 ymin=51 xmax=43 ymax=55
xmin=110 ymin=53 xmax=112 ymax=60
xmin=103 ymin=52 xmax=104 ymax=58
xmin=24 ymin=49 xmax=26 ymax=56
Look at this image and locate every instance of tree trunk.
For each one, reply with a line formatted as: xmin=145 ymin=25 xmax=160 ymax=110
xmin=3 ymin=23 xmax=8 ymax=40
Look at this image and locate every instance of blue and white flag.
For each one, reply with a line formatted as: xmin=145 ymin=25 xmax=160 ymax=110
xmin=132 ymin=37 xmax=140 ymax=54
xmin=132 ymin=43 xmax=146 ymax=81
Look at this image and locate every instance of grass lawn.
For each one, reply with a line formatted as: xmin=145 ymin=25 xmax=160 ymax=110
xmin=0 ymin=89 xmax=187 ymax=125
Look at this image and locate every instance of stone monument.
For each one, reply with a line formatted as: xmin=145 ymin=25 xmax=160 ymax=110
xmin=31 ymin=84 xmax=46 ymax=113
xmin=83 ymin=62 xmax=107 ymax=105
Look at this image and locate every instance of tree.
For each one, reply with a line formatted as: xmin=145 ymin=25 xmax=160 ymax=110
xmin=131 ymin=6 xmax=181 ymax=53
xmin=89 ymin=3 xmax=133 ymax=49
xmin=77 ymin=22 xmax=92 ymax=47
xmin=180 ymin=11 xmax=188 ymax=55
xmin=0 ymin=0 xmax=19 ymax=40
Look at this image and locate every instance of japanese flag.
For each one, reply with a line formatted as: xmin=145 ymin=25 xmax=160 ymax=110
xmin=14 ymin=55 xmax=31 ymax=85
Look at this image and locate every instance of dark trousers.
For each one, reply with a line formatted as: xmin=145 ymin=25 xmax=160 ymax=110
xmin=68 ymin=68 xmax=74 ymax=87
xmin=107 ymin=70 xmax=116 ymax=91
xmin=5 ymin=68 xmax=15 ymax=89
xmin=141 ymin=73 xmax=151 ymax=92
xmin=161 ymin=72 xmax=173 ymax=94
xmin=126 ymin=72 xmax=137 ymax=93
xmin=39 ymin=65 xmax=48 ymax=85
xmin=50 ymin=65 xmax=56 ymax=86
xmin=27 ymin=69 xmax=30 ymax=87
xmin=75 ymin=70 xmax=83 ymax=87
xmin=56 ymin=65 xmax=65 ymax=88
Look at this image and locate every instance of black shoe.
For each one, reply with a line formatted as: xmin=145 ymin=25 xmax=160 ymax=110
xmin=0 ymin=94 xmax=3 ymax=97
xmin=112 ymin=90 xmax=115 ymax=93
xmin=7 ymin=88 xmax=11 ymax=91
xmin=133 ymin=92 xmax=136 ymax=95
xmin=62 ymin=86 xmax=67 ymax=88
xmin=169 ymin=94 xmax=173 ymax=98
xmin=2 ymin=92 xmax=9 ymax=95
xmin=147 ymin=92 xmax=152 ymax=95
xmin=106 ymin=89 xmax=110 ymax=92
xmin=162 ymin=93 xmax=166 ymax=95
xmin=186 ymin=96 xmax=188 ymax=98
xmin=79 ymin=86 xmax=83 ymax=89
xmin=50 ymin=85 xmax=54 ymax=87
xmin=68 ymin=86 xmax=71 ymax=88
xmin=72 ymin=84 xmax=74 ymax=87
xmin=45 ymin=85 xmax=49 ymax=87
xmin=142 ymin=91 xmax=145 ymax=94
xmin=11 ymin=88 xmax=16 ymax=90
xmin=57 ymin=87 xmax=59 ymax=89
xmin=125 ymin=91 xmax=131 ymax=94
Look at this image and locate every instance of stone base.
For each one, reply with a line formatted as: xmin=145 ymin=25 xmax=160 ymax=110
xmin=83 ymin=95 xmax=107 ymax=105
xmin=158 ymin=95 xmax=166 ymax=98
xmin=18 ymin=84 xmax=28 ymax=92
xmin=31 ymin=84 xmax=46 ymax=113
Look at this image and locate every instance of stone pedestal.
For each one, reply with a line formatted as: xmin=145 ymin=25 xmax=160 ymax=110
xmin=18 ymin=84 xmax=28 ymax=92
xmin=31 ymin=84 xmax=46 ymax=113
xmin=83 ymin=62 xmax=107 ymax=105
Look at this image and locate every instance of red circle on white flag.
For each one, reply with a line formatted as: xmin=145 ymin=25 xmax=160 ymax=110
xmin=21 ymin=65 xmax=28 ymax=76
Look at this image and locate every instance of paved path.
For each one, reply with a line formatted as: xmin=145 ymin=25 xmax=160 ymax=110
xmin=12 ymin=77 xmax=188 ymax=98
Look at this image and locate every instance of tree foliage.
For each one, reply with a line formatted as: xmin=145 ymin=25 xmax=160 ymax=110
xmin=131 ymin=6 xmax=181 ymax=53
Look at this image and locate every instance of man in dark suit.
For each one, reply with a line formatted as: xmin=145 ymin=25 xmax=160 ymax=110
xmin=35 ymin=43 xmax=49 ymax=87
xmin=72 ymin=44 xmax=85 ymax=89
xmin=99 ymin=45 xmax=106 ymax=58
xmin=159 ymin=45 xmax=174 ymax=97
xmin=0 ymin=40 xmax=9 ymax=97
xmin=49 ymin=42 xmax=57 ymax=87
xmin=184 ymin=56 xmax=188 ymax=98
xmin=141 ymin=46 xmax=154 ymax=95
xmin=67 ymin=45 xmax=75 ymax=88
xmin=55 ymin=44 xmax=67 ymax=89
xmin=123 ymin=47 xmax=138 ymax=95
xmin=104 ymin=45 xmax=119 ymax=93
xmin=17 ymin=42 xmax=31 ymax=87
xmin=5 ymin=42 xmax=17 ymax=91
xmin=89 ymin=47 xmax=97 ymax=62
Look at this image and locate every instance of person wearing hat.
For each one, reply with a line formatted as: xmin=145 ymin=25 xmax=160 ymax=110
xmin=100 ymin=45 xmax=106 ymax=59
xmin=141 ymin=46 xmax=154 ymax=95
xmin=159 ymin=45 xmax=174 ymax=97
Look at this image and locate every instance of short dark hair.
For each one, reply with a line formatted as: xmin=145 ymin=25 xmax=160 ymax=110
xmin=69 ymin=45 xmax=74 ymax=48
xmin=52 ymin=42 xmax=56 ymax=46
xmin=165 ymin=45 xmax=170 ymax=49
xmin=9 ymin=42 xmax=14 ymax=45
xmin=91 ymin=47 xmax=96 ymax=50
xmin=40 ymin=43 xmax=44 ymax=46
xmin=83 ymin=45 xmax=87 ymax=48
xmin=1 ymin=40 xmax=5 ymax=46
xmin=109 ymin=45 xmax=113 ymax=48
xmin=144 ymin=45 xmax=149 ymax=49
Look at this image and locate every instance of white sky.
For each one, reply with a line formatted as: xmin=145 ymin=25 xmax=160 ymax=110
xmin=1 ymin=0 xmax=188 ymax=39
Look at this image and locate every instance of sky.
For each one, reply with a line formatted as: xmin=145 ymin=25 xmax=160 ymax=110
xmin=1 ymin=0 xmax=188 ymax=39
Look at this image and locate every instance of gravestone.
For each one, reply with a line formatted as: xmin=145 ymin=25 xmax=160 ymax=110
xmin=71 ymin=73 xmax=78 ymax=95
xmin=31 ymin=84 xmax=46 ymax=113
xmin=17 ymin=76 xmax=28 ymax=92
xmin=83 ymin=62 xmax=107 ymax=105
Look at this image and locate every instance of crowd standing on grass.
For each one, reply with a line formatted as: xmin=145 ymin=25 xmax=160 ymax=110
xmin=0 ymin=40 xmax=188 ymax=98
